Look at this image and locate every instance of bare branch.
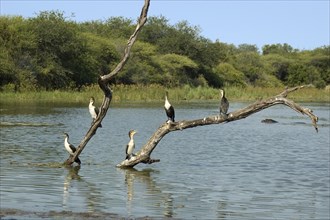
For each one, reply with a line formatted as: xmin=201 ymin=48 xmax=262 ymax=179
xmin=116 ymin=85 xmax=319 ymax=168
xmin=101 ymin=0 xmax=150 ymax=83
xmin=65 ymin=0 xmax=151 ymax=165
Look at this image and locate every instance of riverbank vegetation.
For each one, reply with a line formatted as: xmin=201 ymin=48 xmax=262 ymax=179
xmin=1 ymin=11 xmax=329 ymax=99
xmin=0 ymin=84 xmax=329 ymax=105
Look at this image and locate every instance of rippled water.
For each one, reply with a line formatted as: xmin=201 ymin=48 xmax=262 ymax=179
xmin=0 ymin=102 xmax=329 ymax=219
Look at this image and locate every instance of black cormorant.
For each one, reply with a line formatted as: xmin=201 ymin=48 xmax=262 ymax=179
xmin=89 ymin=97 xmax=102 ymax=127
xmin=164 ymin=91 xmax=175 ymax=122
xmin=219 ymin=89 xmax=229 ymax=117
xmin=63 ymin=133 xmax=81 ymax=165
xmin=126 ymin=130 xmax=137 ymax=160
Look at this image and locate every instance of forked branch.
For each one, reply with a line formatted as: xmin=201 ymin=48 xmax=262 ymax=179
xmin=65 ymin=0 xmax=151 ymax=165
xmin=116 ymin=85 xmax=319 ymax=168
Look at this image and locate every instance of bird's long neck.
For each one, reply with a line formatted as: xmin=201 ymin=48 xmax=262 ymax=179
xmin=220 ymin=91 xmax=224 ymax=99
xmin=64 ymin=137 xmax=70 ymax=151
xmin=64 ymin=137 xmax=69 ymax=146
xmin=128 ymin=136 xmax=134 ymax=147
xmin=164 ymin=96 xmax=171 ymax=109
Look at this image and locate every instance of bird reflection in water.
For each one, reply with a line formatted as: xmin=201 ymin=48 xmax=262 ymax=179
xmin=123 ymin=168 xmax=174 ymax=218
xmin=62 ymin=166 xmax=81 ymax=209
xmin=62 ymin=166 xmax=104 ymax=213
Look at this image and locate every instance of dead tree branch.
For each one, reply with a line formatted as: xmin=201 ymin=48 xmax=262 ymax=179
xmin=116 ymin=85 xmax=319 ymax=168
xmin=65 ymin=0 xmax=151 ymax=165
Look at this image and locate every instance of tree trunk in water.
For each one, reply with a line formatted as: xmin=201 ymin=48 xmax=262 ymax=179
xmin=64 ymin=0 xmax=151 ymax=165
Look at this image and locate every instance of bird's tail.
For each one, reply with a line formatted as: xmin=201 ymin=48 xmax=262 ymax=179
xmin=75 ymin=157 xmax=81 ymax=165
xmin=126 ymin=154 xmax=131 ymax=160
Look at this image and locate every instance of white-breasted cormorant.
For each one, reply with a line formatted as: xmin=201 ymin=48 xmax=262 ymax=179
xmin=219 ymin=89 xmax=229 ymax=116
xmin=164 ymin=91 xmax=175 ymax=122
xmin=89 ymin=97 xmax=102 ymax=127
xmin=126 ymin=130 xmax=137 ymax=160
xmin=63 ymin=132 xmax=81 ymax=165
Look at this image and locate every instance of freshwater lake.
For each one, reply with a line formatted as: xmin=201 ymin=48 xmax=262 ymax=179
xmin=0 ymin=101 xmax=329 ymax=219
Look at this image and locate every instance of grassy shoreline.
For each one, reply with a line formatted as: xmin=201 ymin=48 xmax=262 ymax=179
xmin=0 ymin=84 xmax=329 ymax=105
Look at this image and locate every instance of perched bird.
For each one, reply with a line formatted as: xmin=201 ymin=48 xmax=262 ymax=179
xmin=126 ymin=130 xmax=137 ymax=160
xmin=219 ymin=89 xmax=229 ymax=116
xmin=164 ymin=91 xmax=175 ymax=122
xmin=89 ymin=97 xmax=102 ymax=127
xmin=63 ymin=133 xmax=81 ymax=165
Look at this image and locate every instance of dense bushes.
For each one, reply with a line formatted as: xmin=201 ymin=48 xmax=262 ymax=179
xmin=0 ymin=11 xmax=329 ymax=91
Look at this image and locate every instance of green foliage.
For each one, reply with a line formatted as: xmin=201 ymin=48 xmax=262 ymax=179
xmin=262 ymin=43 xmax=298 ymax=55
xmin=287 ymin=63 xmax=325 ymax=88
xmin=213 ymin=63 xmax=246 ymax=87
xmin=155 ymin=53 xmax=198 ymax=87
xmin=0 ymin=15 xmax=36 ymax=90
xmin=118 ymin=41 xmax=158 ymax=84
xmin=29 ymin=11 xmax=95 ymax=89
xmin=82 ymin=32 xmax=120 ymax=75
xmin=236 ymin=44 xmax=259 ymax=53
xmin=261 ymin=54 xmax=293 ymax=81
xmin=306 ymin=46 xmax=330 ymax=85
xmin=231 ymin=51 xmax=263 ymax=85
xmin=140 ymin=16 xmax=170 ymax=44
xmin=0 ymin=12 xmax=329 ymax=91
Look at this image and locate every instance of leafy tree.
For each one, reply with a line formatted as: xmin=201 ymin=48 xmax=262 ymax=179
xmin=236 ymin=44 xmax=259 ymax=53
xmin=287 ymin=63 xmax=325 ymax=88
xmin=262 ymin=43 xmax=298 ymax=55
xmin=82 ymin=32 xmax=120 ymax=76
xmin=157 ymin=21 xmax=200 ymax=57
xmin=0 ymin=48 xmax=17 ymax=88
xmin=231 ymin=51 xmax=263 ymax=85
xmin=118 ymin=41 xmax=159 ymax=85
xmin=154 ymin=53 xmax=198 ymax=87
xmin=261 ymin=54 xmax=294 ymax=81
xmin=213 ymin=63 xmax=246 ymax=87
xmin=0 ymin=16 xmax=37 ymax=90
xmin=28 ymin=11 xmax=97 ymax=89
xmin=140 ymin=16 xmax=170 ymax=44
xmin=103 ymin=17 xmax=135 ymax=39
xmin=308 ymin=46 xmax=330 ymax=85
xmin=0 ymin=12 xmax=329 ymax=91
xmin=212 ymin=40 xmax=236 ymax=63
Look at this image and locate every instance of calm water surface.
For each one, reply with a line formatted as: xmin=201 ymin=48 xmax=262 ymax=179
xmin=0 ymin=102 xmax=329 ymax=219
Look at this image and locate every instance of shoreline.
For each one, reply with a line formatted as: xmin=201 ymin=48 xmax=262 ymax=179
xmin=0 ymin=85 xmax=329 ymax=105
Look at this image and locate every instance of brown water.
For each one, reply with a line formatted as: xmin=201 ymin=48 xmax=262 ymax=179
xmin=0 ymin=102 xmax=329 ymax=219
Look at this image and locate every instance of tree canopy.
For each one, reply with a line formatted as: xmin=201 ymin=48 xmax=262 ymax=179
xmin=1 ymin=11 xmax=329 ymax=91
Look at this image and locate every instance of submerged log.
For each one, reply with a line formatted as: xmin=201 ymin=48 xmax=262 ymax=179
xmin=261 ymin=119 xmax=278 ymax=123
xmin=116 ymin=85 xmax=318 ymax=168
